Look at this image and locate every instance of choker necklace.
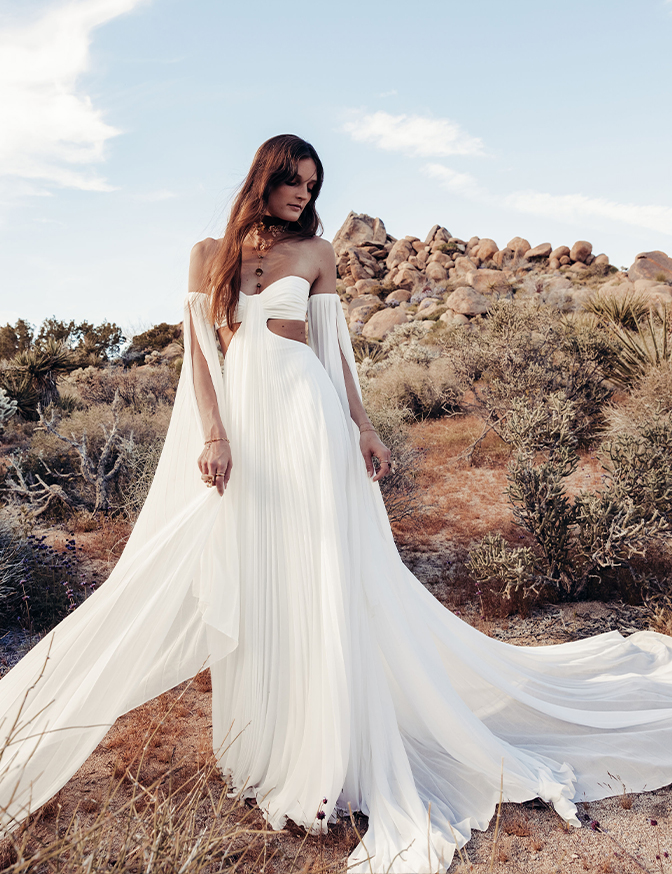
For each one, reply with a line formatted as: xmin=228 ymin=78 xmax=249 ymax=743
xmin=250 ymin=219 xmax=287 ymax=292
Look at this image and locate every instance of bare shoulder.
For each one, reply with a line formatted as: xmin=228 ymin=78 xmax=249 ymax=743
xmin=190 ymin=236 xmax=220 ymax=265
xmin=307 ymin=236 xmax=337 ymax=295
xmin=188 ymin=237 xmax=220 ymax=294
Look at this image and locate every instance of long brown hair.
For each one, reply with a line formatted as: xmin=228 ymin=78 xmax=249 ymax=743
xmin=207 ymin=134 xmax=324 ymax=328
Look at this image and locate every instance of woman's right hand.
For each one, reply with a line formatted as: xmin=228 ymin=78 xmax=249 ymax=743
xmin=198 ymin=440 xmax=232 ymax=496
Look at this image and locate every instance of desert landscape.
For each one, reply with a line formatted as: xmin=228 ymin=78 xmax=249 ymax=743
xmin=1 ymin=212 xmax=672 ymax=872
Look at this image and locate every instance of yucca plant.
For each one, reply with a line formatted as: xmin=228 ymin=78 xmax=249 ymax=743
xmin=606 ymin=307 xmax=672 ymax=388
xmin=0 ymin=339 xmax=76 ymax=418
xmin=583 ymin=289 xmax=649 ymax=330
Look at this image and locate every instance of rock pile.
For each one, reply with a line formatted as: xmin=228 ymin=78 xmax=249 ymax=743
xmin=330 ymin=211 xmax=672 ymax=339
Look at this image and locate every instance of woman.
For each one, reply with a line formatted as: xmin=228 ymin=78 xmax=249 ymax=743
xmin=1 ymin=134 xmax=672 ymax=874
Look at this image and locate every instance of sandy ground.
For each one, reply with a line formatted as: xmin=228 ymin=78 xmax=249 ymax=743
xmin=2 ymin=415 xmax=671 ymax=872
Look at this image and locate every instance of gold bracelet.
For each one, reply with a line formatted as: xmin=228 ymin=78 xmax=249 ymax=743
xmin=359 ymin=425 xmax=376 ymax=434
xmin=204 ymin=436 xmax=230 ymax=445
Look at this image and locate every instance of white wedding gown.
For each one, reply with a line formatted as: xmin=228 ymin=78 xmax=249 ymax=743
xmin=1 ymin=275 xmax=672 ymax=874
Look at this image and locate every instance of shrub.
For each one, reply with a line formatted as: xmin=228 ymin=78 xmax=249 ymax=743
xmin=71 ymin=364 xmax=178 ymax=411
xmin=363 ymin=359 xmax=460 ymax=420
xmin=0 ymin=319 xmax=33 ymax=360
xmin=115 ymin=435 xmax=165 ymax=521
xmin=35 ymin=317 xmax=125 ymax=361
xmin=603 ymin=362 xmax=672 ymax=436
xmin=443 ymin=300 xmax=614 ymax=445
xmin=363 ymin=404 xmax=424 ymax=523
xmin=123 ymin=322 xmax=182 ymax=365
xmin=468 ymin=396 xmax=672 ymax=603
xmin=0 ymin=524 xmax=91 ymax=633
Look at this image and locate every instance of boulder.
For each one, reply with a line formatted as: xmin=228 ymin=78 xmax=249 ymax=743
xmin=493 ymin=247 xmax=514 ymax=269
xmin=386 ymin=289 xmax=411 ymax=304
xmin=507 ymin=237 xmax=531 ymax=258
xmin=445 ymin=287 xmax=489 ymax=316
xmin=412 ymin=240 xmax=428 ymax=253
xmin=354 ymin=279 xmax=382 ymax=296
xmin=568 ymin=261 xmax=588 ymax=273
xmin=473 ymin=238 xmax=498 ymax=262
xmin=425 ymin=262 xmax=448 ymax=281
xmin=362 ymin=307 xmax=409 ymax=340
xmin=549 ymin=258 xmax=561 ymax=270
xmin=332 ymin=211 xmax=387 ymax=257
xmin=570 ymin=241 xmax=592 ymax=263
xmin=348 ymin=246 xmax=380 ymax=281
xmin=440 ymin=311 xmax=470 ymax=327
xmin=414 ymin=299 xmax=443 ymax=319
xmin=453 ymin=256 xmax=478 ymax=275
xmin=348 ymin=294 xmax=381 ymax=315
xmin=395 ymin=263 xmax=423 ymax=290
xmin=468 ymin=269 xmax=510 ymax=295
xmin=433 ymin=227 xmax=452 ymax=244
xmin=386 ymin=239 xmax=416 ymax=270
xmin=633 ymin=278 xmax=663 ymax=292
xmin=427 ymin=252 xmax=451 ymax=267
xmin=417 ymin=249 xmax=429 ymax=266
xmin=628 ymin=251 xmax=672 ymax=284
xmin=550 ymin=245 xmax=570 ymax=261
xmin=524 ymin=242 xmax=552 ymax=260
xmin=559 ymin=255 xmax=571 ymax=266
xmin=466 ymin=236 xmax=480 ymax=253
xmin=424 ymin=224 xmax=441 ymax=244
xmin=594 ymin=254 xmax=610 ymax=267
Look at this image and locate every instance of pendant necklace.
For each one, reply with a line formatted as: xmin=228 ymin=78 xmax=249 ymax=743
xmin=251 ymin=218 xmax=288 ymax=293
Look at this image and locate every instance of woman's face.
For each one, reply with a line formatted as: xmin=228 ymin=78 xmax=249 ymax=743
xmin=266 ymin=157 xmax=317 ymax=223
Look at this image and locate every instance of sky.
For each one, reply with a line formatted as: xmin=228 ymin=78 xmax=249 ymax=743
xmin=1 ymin=0 xmax=672 ymax=337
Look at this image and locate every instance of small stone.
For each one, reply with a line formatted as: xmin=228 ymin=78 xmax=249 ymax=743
xmin=550 ymin=245 xmax=570 ymax=261
xmin=549 ymin=258 xmax=561 ymax=270
xmin=560 ymin=255 xmax=571 ymax=265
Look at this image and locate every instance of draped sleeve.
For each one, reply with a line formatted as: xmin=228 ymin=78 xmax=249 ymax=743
xmin=0 ymin=292 xmax=238 ymax=832
xmin=307 ymin=292 xmax=362 ymax=424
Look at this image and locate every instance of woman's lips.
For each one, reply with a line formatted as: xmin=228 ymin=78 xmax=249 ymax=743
xmin=288 ymin=204 xmax=302 ymax=211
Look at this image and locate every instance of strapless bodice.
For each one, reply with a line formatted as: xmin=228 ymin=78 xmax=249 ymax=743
xmin=215 ymin=275 xmax=310 ymax=327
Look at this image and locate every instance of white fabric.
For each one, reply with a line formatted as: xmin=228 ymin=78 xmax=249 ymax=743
xmin=2 ymin=274 xmax=672 ymax=874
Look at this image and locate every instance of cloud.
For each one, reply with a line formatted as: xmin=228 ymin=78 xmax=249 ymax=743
xmin=342 ymin=111 xmax=485 ymax=158
xmin=134 ymin=189 xmax=178 ymax=202
xmin=0 ymin=0 xmax=145 ymax=192
xmin=504 ymin=190 xmax=672 ymax=237
xmin=426 ymin=161 xmax=672 ymax=238
xmin=423 ymin=162 xmax=488 ymax=200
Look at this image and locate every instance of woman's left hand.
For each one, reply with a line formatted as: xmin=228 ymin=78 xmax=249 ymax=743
xmin=359 ymin=429 xmax=394 ymax=482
